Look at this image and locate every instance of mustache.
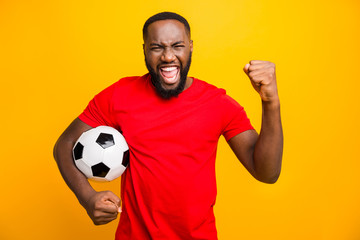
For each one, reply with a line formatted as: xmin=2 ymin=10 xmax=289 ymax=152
xmin=145 ymin=53 xmax=192 ymax=99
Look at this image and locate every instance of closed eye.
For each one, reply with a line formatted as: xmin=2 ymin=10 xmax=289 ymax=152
xmin=149 ymin=43 xmax=164 ymax=51
xmin=174 ymin=45 xmax=185 ymax=49
xmin=150 ymin=46 xmax=162 ymax=50
xmin=172 ymin=41 xmax=185 ymax=49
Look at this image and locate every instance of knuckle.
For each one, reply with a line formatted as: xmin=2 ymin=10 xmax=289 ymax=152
xmin=104 ymin=190 xmax=113 ymax=196
xmin=252 ymin=75 xmax=260 ymax=81
xmin=94 ymin=201 xmax=102 ymax=210
xmin=248 ymin=65 xmax=255 ymax=72
xmin=93 ymin=211 xmax=101 ymax=218
xmin=266 ymin=68 xmax=275 ymax=76
xmin=269 ymin=63 xmax=276 ymax=70
xmin=268 ymin=70 xmax=275 ymax=78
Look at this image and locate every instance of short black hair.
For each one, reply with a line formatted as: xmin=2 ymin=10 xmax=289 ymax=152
xmin=143 ymin=12 xmax=191 ymax=40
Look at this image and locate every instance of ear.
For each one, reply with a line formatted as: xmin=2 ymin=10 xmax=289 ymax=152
xmin=143 ymin=43 xmax=145 ymax=55
xmin=190 ymin=40 xmax=193 ymax=53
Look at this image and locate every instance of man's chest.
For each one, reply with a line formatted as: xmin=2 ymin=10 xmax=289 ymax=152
xmin=112 ymin=97 xmax=224 ymax=151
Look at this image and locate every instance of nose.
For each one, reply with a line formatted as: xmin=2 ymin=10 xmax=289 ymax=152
xmin=161 ymin=47 xmax=176 ymax=62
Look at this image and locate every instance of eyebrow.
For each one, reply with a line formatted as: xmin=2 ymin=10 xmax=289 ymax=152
xmin=172 ymin=41 xmax=185 ymax=46
xmin=149 ymin=41 xmax=185 ymax=47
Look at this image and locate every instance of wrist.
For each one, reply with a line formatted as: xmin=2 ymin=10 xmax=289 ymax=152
xmin=77 ymin=185 xmax=97 ymax=208
xmin=262 ymin=97 xmax=280 ymax=111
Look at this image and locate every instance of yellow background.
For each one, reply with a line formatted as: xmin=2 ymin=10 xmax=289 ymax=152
xmin=1 ymin=0 xmax=359 ymax=239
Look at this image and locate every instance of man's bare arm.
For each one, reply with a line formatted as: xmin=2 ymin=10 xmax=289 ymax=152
xmin=228 ymin=60 xmax=283 ymax=183
xmin=53 ymin=118 xmax=121 ymax=224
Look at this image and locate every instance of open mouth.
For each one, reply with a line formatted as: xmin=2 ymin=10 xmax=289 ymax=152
xmin=159 ymin=66 xmax=180 ymax=85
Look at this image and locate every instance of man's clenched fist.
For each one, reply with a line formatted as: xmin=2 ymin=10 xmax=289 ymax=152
xmin=243 ymin=60 xmax=279 ymax=103
xmin=84 ymin=191 xmax=121 ymax=225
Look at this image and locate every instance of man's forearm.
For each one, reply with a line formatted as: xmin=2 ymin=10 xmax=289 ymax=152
xmin=53 ymin=133 xmax=96 ymax=208
xmin=253 ymin=99 xmax=283 ymax=183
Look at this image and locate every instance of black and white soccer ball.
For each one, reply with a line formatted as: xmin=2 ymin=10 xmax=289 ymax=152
xmin=72 ymin=126 xmax=129 ymax=181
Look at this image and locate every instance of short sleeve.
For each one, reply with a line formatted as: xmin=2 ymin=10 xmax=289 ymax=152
xmin=221 ymin=95 xmax=254 ymax=141
xmin=78 ymin=83 xmax=117 ymax=128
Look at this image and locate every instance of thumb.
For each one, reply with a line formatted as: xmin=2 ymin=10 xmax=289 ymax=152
xmin=243 ymin=63 xmax=250 ymax=75
xmin=104 ymin=191 xmax=122 ymax=212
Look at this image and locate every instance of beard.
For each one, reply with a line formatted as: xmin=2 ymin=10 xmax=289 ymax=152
xmin=145 ymin=53 xmax=192 ymax=99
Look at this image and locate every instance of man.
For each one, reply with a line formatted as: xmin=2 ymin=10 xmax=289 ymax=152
xmin=53 ymin=12 xmax=283 ymax=240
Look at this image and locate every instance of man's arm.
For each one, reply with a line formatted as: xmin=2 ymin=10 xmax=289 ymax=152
xmin=53 ymin=118 xmax=121 ymax=224
xmin=228 ymin=60 xmax=283 ymax=184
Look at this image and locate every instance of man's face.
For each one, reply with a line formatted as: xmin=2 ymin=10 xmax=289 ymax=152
xmin=143 ymin=19 xmax=193 ymax=99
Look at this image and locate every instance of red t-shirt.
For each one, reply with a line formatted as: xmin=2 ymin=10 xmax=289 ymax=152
xmin=79 ymin=74 xmax=254 ymax=239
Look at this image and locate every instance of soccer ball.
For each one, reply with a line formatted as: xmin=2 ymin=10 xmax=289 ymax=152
xmin=72 ymin=126 xmax=129 ymax=181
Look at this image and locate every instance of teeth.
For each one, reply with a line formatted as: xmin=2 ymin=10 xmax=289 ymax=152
xmin=161 ymin=67 xmax=177 ymax=72
xmin=166 ymin=75 xmax=176 ymax=81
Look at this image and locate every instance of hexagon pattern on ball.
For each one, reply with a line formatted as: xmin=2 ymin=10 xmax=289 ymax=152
xmin=72 ymin=126 xmax=129 ymax=181
xmin=73 ymin=142 xmax=84 ymax=160
xmin=96 ymin=133 xmax=115 ymax=149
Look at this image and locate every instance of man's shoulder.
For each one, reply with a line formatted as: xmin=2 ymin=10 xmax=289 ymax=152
xmin=192 ymin=77 xmax=226 ymax=95
xmin=192 ymin=77 xmax=242 ymax=106
xmin=102 ymin=74 xmax=150 ymax=94
xmin=115 ymin=74 xmax=150 ymax=86
xmin=94 ymin=74 xmax=150 ymax=99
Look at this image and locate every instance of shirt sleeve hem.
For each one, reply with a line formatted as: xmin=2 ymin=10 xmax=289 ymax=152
xmin=224 ymin=126 xmax=255 ymax=142
xmin=78 ymin=113 xmax=103 ymax=128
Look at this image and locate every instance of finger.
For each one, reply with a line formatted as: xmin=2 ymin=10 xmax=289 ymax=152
xmin=94 ymin=215 xmax=118 ymax=225
xmin=103 ymin=191 xmax=121 ymax=205
xmin=99 ymin=216 xmax=117 ymax=224
xmin=248 ymin=63 xmax=268 ymax=72
xmin=249 ymin=61 xmax=275 ymax=71
xmin=249 ymin=60 xmax=268 ymax=65
xmin=248 ymin=69 xmax=268 ymax=78
xmin=248 ymin=65 xmax=275 ymax=77
xmin=100 ymin=201 xmax=120 ymax=214
xmin=94 ymin=208 xmax=118 ymax=219
xmin=101 ymin=211 xmax=118 ymax=220
xmin=250 ymin=74 xmax=273 ymax=85
xmin=103 ymin=191 xmax=122 ymax=212
xmin=243 ymin=63 xmax=250 ymax=74
xmin=103 ymin=203 xmax=121 ymax=213
xmin=94 ymin=197 xmax=118 ymax=214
